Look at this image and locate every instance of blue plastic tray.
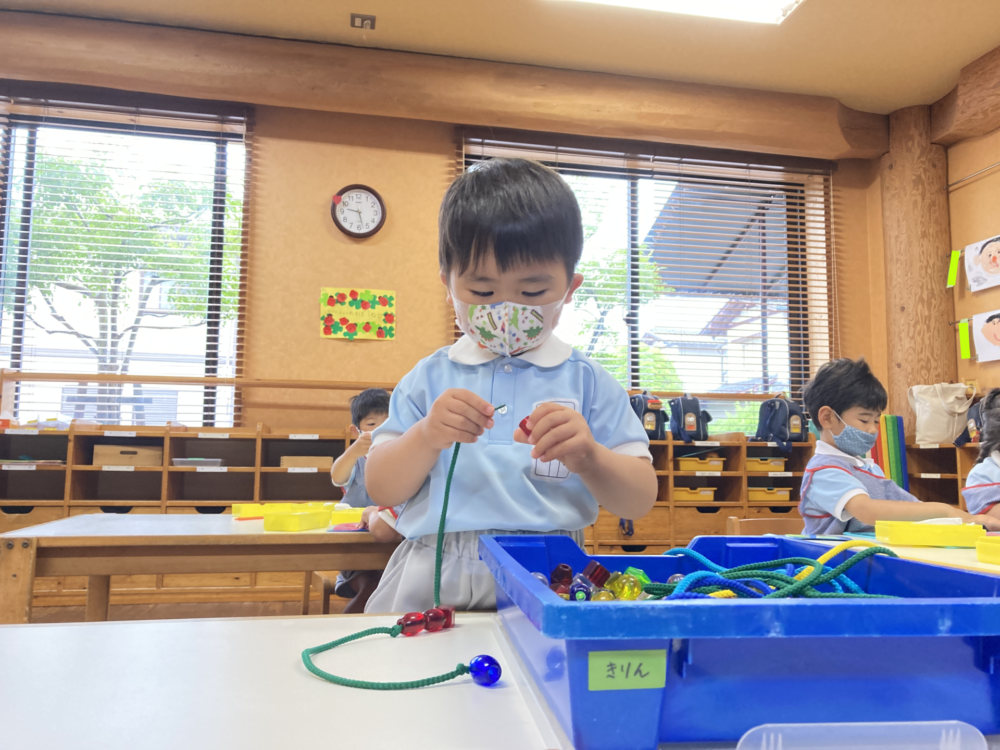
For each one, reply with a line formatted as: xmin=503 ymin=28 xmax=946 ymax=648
xmin=479 ymin=534 xmax=1000 ymax=749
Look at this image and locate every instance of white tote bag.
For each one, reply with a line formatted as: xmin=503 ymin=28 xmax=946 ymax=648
xmin=908 ymin=384 xmax=974 ymax=445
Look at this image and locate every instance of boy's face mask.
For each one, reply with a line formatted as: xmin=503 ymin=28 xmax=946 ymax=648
xmin=832 ymin=411 xmax=878 ymax=458
xmin=452 ymin=295 xmax=564 ymax=357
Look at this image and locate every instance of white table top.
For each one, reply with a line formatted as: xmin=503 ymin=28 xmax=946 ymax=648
xmin=0 ymin=613 xmax=570 ymax=750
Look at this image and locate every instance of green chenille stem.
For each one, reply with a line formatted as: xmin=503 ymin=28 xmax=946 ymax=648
xmin=435 ymin=442 xmax=462 ymax=609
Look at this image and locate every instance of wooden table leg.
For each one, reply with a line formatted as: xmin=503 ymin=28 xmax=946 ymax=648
xmin=85 ymin=575 xmax=111 ymax=622
xmin=301 ymin=571 xmax=313 ymax=615
xmin=0 ymin=537 xmax=37 ymax=625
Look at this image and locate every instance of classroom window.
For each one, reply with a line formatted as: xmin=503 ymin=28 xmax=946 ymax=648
xmin=0 ymin=84 xmax=250 ymax=426
xmin=463 ymin=130 xmax=836 ymax=433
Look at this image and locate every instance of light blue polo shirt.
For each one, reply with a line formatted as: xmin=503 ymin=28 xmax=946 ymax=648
xmin=963 ymin=451 xmax=1000 ymax=515
xmin=370 ymin=334 xmax=652 ymax=539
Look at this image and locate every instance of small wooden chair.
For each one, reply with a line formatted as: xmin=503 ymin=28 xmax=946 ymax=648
xmin=301 ymin=571 xmax=334 ymax=615
xmin=726 ymin=516 xmax=804 ymax=536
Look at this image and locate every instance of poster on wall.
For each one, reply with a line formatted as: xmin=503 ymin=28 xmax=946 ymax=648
xmin=964 ymin=235 xmax=1000 ymax=292
xmin=972 ymin=309 xmax=1000 ymax=362
xmin=320 ymin=288 xmax=395 ymax=341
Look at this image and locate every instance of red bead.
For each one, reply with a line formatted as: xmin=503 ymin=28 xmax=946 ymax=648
xmin=519 ymin=416 xmax=532 ymax=437
xmin=423 ymin=608 xmax=446 ymax=632
xmin=438 ymin=605 xmax=456 ymax=629
xmin=550 ymin=563 xmax=573 ymax=586
xmin=397 ymin=611 xmax=426 ymax=636
xmin=583 ymin=560 xmax=611 ymax=588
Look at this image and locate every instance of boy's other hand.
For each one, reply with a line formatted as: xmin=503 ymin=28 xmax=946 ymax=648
xmin=420 ymin=389 xmax=495 ymax=450
xmin=348 ymin=424 xmax=373 ymax=454
xmin=359 ymin=505 xmax=378 ymax=529
xmin=514 ymin=403 xmax=596 ymax=474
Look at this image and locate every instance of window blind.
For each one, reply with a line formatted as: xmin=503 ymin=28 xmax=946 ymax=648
xmin=0 ymin=82 xmax=251 ymax=427
xmin=461 ymin=128 xmax=838 ymax=434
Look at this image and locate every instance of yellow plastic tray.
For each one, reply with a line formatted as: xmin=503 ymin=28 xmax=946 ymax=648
xmin=976 ymin=537 xmax=1000 ymax=565
xmin=747 ymin=458 xmax=787 ymax=473
xmin=264 ymin=509 xmax=332 ymax=532
xmin=232 ymin=502 xmax=332 ymax=519
xmin=875 ymin=520 xmax=986 ymax=548
xmin=329 ymin=508 xmax=365 ymax=524
xmin=748 ymin=488 xmax=791 ymax=502
xmin=674 ymin=487 xmax=717 ymax=502
xmin=676 ymin=457 xmax=725 ymax=472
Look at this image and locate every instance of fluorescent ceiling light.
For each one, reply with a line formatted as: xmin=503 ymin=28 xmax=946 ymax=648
xmin=556 ymin=0 xmax=806 ymax=24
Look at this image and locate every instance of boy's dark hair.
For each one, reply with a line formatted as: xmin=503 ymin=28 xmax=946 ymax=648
xmin=987 ymin=313 xmax=1000 ymax=325
xmin=350 ymin=388 xmax=391 ymax=427
xmin=439 ymin=158 xmax=583 ymax=281
xmin=977 ymin=388 xmax=1000 ymax=464
xmin=802 ymin=357 xmax=887 ymax=422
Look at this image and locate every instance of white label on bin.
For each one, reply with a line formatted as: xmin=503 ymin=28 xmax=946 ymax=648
xmin=196 ymin=467 xmax=228 ymax=473
xmin=769 ymin=472 xmax=793 ymax=477
xmin=6 ymin=429 xmax=38 ymax=435
xmin=287 ymin=467 xmax=318 ymax=473
xmin=918 ymin=443 xmax=939 ymax=449
xmin=290 ymin=434 xmax=319 ymax=440
xmin=102 ymin=466 xmax=134 ymax=472
xmin=920 ymin=473 xmax=942 ymax=479
xmin=693 ymin=441 xmax=720 ymax=447
xmin=105 ymin=431 xmax=136 ymax=437
xmin=766 ymin=442 xmax=779 ymax=447
xmin=2 ymin=464 xmax=35 ymax=471
xmin=695 ymin=471 xmax=721 ymax=477
xmin=198 ymin=432 xmax=230 ymax=439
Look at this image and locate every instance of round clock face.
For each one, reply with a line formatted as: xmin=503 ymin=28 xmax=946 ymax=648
xmin=331 ymin=185 xmax=386 ymax=238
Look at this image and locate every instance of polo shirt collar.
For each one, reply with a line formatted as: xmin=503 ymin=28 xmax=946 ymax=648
xmin=814 ymin=438 xmax=875 ymax=468
xmin=448 ymin=334 xmax=573 ymax=368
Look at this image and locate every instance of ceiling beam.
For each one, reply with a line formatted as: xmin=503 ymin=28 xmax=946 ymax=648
xmin=931 ymin=43 xmax=1000 ymax=145
xmin=0 ymin=11 xmax=888 ymax=160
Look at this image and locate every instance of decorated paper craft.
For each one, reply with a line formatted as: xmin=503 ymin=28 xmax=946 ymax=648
xmin=320 ymin=288 xmax=396 ymax=341
xmin=964 ymin=235 xmax=1000 ymax=292
xmin=972 ymin=309 xmax=1000 ymax=362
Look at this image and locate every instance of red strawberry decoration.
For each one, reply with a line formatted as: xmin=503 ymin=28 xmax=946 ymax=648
xmin=346 ymin=323 xmax=357 ymax=333
xmin=363 ymin=322 xmax=372 ymax=333
xmin=326 ymin=296 xmax=335 ymax=306
xmin=339 ymin=317 xmax=349 ymax=325
xmin=336 ymin=292 xmax=347 ymax=303
xmin=324 ymin=314 xmax=333 ymax=324
xmin=376 ymin=328 xmax=386 ymax=339
xmin=361 ymin=300 xmax=370 ymax=310
xmin=349 ymin=290 xmax=359 ymax=300
xmin=378 ymin=296 xmax=388 ymax=306
xmin=323 ymin=325 xmax=332 ymax=336
xmin=385 ymin=313 xmax=395 ymax=324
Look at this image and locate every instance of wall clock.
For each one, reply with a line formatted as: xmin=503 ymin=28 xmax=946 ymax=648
xmin=331 ymin=184 xmax=386 ymax=238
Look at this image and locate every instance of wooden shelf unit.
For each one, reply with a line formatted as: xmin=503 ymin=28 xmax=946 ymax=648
xmin=588 ymin=434 xmax=813 ymax=554
xmin=905 ymin=442 xmax=982 ymax=511
xmin=0 ymin=423 xmax=352 ymax=607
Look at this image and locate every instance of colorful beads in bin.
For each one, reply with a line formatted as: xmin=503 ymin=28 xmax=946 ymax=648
xmin=583 ymin=560 xmax=611 ymax=588
xmin=550 ymin=563 xmax=573 ymax=586
xmin=592 ymin=589 xmax=615 ymax=601
xmin=550 ymin=583 xmax=570 ymax=600
xmin=570 ymin=582 xmax=592 ymax=601
xmin=624 ymin=567 xmax=651 ymax=586
xmin=532 ymin=572 xmax=549 ymax=585
xmin=469 ymin=655 xmax=502 ymax=686
xmin=611 ymin=574 xmax=642 ymax=601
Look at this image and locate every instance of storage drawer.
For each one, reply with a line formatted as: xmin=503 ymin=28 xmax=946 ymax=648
xmin=0 ymin=505 xmax=63 ymax=533
xmin=594 ymin=506 xmax=670 ymax=544
xmin=166 ymin=506 xmax=232 ymax=515
xmin=747 ymin=457 xmax=787 ymax=473
xmin=673 ymin=505 xmax=731 ymax=542
xmin=676 ymin=457 xmax=725 ymax=472
xmin=745 ymin=505 xmax=802 ymax=520
xmin=596 ymin=544 xmax=671 ymax=556
xmin=748 ymin=488 xmax=791 ymax=503
xmin=93 ymin=445 xmax=163 ymax=467
xmin=674 ymin=487 xmax=717 ymax=502
xmin=69 ymin=506 xmax=160 ymax=516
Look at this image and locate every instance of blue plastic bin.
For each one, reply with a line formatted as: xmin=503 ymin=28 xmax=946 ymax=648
xmin=479 ymin=534 xmax=1000 ymax=750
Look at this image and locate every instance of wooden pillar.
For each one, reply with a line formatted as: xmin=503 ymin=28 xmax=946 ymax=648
xmin=880 ymin=105 xmax=956 ymax=428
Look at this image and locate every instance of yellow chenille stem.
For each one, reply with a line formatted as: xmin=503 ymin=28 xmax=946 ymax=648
xmin=795 ymin=539 xmax=880 ymax=580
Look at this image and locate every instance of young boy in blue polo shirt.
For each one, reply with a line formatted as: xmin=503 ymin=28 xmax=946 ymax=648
xmin=800 ymin=358 xmax=1000 ymax=535
xmin=962 ymin=389 xmax=1000 ymax=517
xmin=363 ymin=157 xmax=658 ymax=613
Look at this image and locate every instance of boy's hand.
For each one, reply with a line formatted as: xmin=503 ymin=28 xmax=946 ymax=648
xmin=348 ymin=424 xmax=373 ymax=455
xmin=419 ymin=389 xmax=495 ymax=451
xmin=359 ymin=505 xmax=379 ymax=529
xmin=974 ymin=513 xmax=1000 ymax=532
xmin=514 ymin=403 xmax=596 ymax=474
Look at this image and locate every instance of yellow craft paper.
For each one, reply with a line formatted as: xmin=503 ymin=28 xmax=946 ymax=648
xmin=320 ymin=288 xmax=396 ymax=341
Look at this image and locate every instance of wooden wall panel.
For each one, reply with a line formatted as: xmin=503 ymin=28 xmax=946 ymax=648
xmin=0 ymin=10 xmax=887 ymax=161
xmin=948 ymin=126 xmax=1000 ymax=391
xmin=880 ymin=106 xmax=956 ymax=428
xmin=241 ymin=107 xmax=456 ymax=428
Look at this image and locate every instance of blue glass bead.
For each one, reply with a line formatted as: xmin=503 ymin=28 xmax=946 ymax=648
xmin=469 ymin=654 xmax=502 ymax=686
xmin=569 ymin=582 xmax=592 ymax=601
xmin=531 ymin=572 xmax=549 ymax=585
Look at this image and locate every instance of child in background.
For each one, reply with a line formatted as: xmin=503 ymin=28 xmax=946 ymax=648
xmin=363 ymin=157 xmax=658 ymax=614
xmin=962 ymin=389 xmax=1000 ymax=517
xmin=800 ymin=358 xmax=1000 ymax=534
xmin=330 ymin=388 xmax=397 ymax=613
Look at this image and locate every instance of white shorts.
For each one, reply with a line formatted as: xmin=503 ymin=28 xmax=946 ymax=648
xmin=363 ymin=528 xmax=585 ymax=614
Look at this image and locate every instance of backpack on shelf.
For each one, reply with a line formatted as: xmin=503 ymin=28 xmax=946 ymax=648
xmin=752 ymin=396 xmax=808 ymax=454
xmin=954 ymin=400 xmax=984 ymax=447
xmin=629 ymin=390 xmax=666 ymax=441
xmin=668 ymin=394 xmax=712 ymax=443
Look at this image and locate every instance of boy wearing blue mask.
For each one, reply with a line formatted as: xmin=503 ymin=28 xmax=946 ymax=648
xmin=800 ymin=358 xmax=1000 ymax=534
xmin=363 ymin=158 xmax=658 ymax=614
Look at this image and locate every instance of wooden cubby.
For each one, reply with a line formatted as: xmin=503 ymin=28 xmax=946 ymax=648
xmin=906 ymin=442 xmax=982 ymax=511
xmin=591 ymin=433 xmax=813 ymax=552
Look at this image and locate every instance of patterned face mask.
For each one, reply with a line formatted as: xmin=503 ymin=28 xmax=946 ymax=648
xmin=832 ymin=412 xmax=878 ymax=457
xmin=453 ymin=296 xmax=565 ymax=357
